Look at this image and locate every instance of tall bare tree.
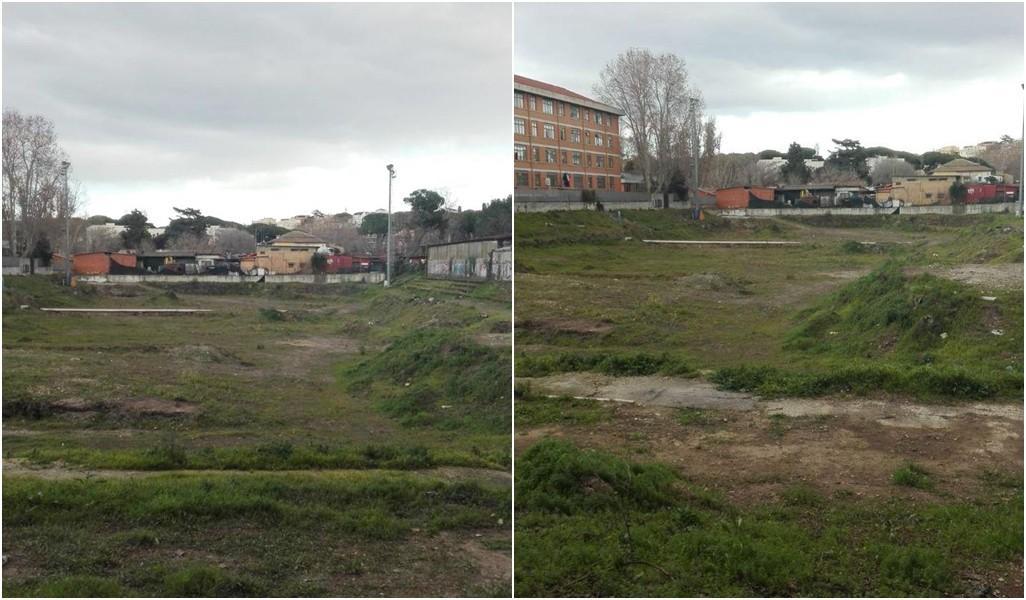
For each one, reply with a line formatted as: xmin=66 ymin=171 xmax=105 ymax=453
xmin=2 ymin=110 xmax=81 ymax=258
xmin=596 ymin=48 xmax=702 ymax=195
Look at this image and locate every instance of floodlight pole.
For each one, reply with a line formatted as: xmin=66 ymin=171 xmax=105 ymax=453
xmin=385 ymin=164 xmax=396 ymax=286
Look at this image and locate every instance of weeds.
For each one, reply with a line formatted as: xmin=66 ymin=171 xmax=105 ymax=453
xmin=892 ymin=463 xmax=933 ymax=490
xmin=517 ymin=350 xmax=692 ymax=378
xmin=515 ymin=440 xmax=1023 ymax=597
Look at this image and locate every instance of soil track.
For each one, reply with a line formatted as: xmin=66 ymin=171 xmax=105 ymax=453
xmin=519 ymin=373 xmax=1023 ymax=504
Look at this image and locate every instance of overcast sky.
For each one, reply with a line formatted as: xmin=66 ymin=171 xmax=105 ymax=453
xmin=516 ymin=2 xmax=1024 ymax=156
xmin=3 ymin=3 xmax=511 ymax=225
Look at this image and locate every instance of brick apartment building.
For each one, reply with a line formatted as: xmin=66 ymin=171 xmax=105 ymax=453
xmin=514 ymin=75 xmax=624 ymax=192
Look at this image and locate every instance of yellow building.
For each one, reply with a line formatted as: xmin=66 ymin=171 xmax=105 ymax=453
xmin=243 ymin=230 xmax=326 ymax=274
xmin=884 ymin=176 xmax=959 ymax=206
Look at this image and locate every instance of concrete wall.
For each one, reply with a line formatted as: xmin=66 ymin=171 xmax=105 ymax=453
xmin=76 ymin=273 xmax=384 ymax=285
xmin=3 ymin=257 xmax=55 ymax=275
xmin=715 ymin=207 xmax=896 ymax=218
xmin=491 ymin=246 xmax=512 ymax=282
xmin=515 ymin=189 xmax=669 ymax=212
xmin=712 ymin=202 xmax=1015 ymax=218
xmin=901 ymin=203 xmax=1014 ymax=216
xmin=427 ymin=239 xmax=499 ymax=281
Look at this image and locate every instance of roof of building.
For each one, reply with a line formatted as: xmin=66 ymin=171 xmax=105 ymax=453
xmin=934 ymin=158 xmax=991 ymax=173
xmin=270 ymin=230 xmax=325 ymax=245
xmin=514 ymin=74 xmax=625 ymax=116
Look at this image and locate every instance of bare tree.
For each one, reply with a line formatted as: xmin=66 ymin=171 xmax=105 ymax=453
xmin=166 ymin=232 xmax=209 ymax=253
xmin=596 ymin=49 xmax=702 ymax=195
xmin=979 ymin=136 xmax=1023 ymax=182
xmin=705 ymin=154 xmax=762 ymax=189
xmin=870 ymin=158 xmax=915 ymax=185
xmin=698 ymin=117 xmax=721 ymax=188
xmin=810 ymin=164 xmax=863 ymax=185
xmin=2 ymin=110 xmax=81 ymax=258
xmin=208 ymin=228 xmax=256 ymax=254
xmin=85 ymin=228 xmax=122 ymax=253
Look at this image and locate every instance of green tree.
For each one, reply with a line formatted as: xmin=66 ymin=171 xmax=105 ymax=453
xmin=165 ymin=207 xmax=208 ymax=240
xmin=949 ymin=182 xmax=968 ymax=205
xmin=117 ymin=209 xmax=152 ymax=249
xmin=919 ymin=152 xmax=959 ymax=172
xmin=780 ymin=142 xmax=812 ymax=184
xmin=30 ymin=235 xmax=53 ymax=267
xmin=358 ymin=212 xmax=389 ymax=236
xmin=475 ymin=196 xmax=511 ymax=238
xmin=246 ymin=222 xmax=289 ymax=243
xmin=827 ymin=138 xmax=869 ymax=181
xmin=454 ymin=210 xmax=478 ymax=240
xmin=311 ymin=252 xmax=328 ymax=273
xmin=404 ymin=189 xmax=447 ymax=231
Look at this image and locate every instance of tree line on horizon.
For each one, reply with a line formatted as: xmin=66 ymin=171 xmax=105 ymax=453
xmin=2 ymin=108 xmax=510 ymax=263
xmin=593 ymin=48 xmax=1023 ymax=194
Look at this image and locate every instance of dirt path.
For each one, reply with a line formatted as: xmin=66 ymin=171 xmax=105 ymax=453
xmin=520 ymin=372 xmax=1022 ymax=425
xmin=520 ymin=373 xmax=756 ymax=409
xmin=934 ymin=263 xmax=1024 ymax=290
xmin=1 ymin=458 xmax=511 ymax=485
xmin=518 ymin=373 xmax=1023 ymax=505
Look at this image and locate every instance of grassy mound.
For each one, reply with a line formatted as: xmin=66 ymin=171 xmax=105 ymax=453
xmin=341 ymin=328 xmax=509 ymax=433
xmin=516 ymin=439 xmax=678 ymax=515
xmin=788 ymin=262 xmax=982 ymax=357
xmin=708 ymin=263 xmax=1023 ymax=400
xmin=2 ymin=275 xmax=96 ymax=310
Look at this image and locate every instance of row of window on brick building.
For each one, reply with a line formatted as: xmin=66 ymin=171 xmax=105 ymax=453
xmin=513 ymin=144 xmax=618 ymax=171
xmin=514 ymin=170 xmax=618 ymax=190
xmin=514 ymin=118 xmax=615 ymax=149
xmin=514 ymin=92 xmax=610 ymax=126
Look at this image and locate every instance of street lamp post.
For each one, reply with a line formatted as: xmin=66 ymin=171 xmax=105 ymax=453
xmin=385 ymin=163 xmax=396 ymax=286
xmin=61 ymin=161 xmax=71 ymax=285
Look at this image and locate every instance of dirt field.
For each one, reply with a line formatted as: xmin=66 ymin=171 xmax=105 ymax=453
xmin=514 ymin=211 xmax=1023 ymax=597
xmin=2 ymin=276 xmax=511 ymax=597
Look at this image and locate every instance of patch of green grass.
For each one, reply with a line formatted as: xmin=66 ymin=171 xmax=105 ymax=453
xmin=517 ymin=350 xmax=693 ymax=378
xmin=711 ymin=362 xmax=1021 ymax=401
xmin=515 ymin=440 xmax=1023 ymax=597
xmin=162 ymin=565 xmax=260 ymax=596
xmin=892 ymin=463 xmax=933 ymax=490
xmin=4 ymin=471 xmax=509 ymax=596
xmin=10 ymin=439 xmax=503 ymax=471
xmin=3 ymin=575 xmax=130 ymax=597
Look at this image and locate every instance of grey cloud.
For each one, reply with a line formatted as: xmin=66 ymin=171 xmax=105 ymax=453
xmin=4 ymin=3 xmax=511 ymax=185
xmin=516 ymin=3 xmax=1023 ymax=117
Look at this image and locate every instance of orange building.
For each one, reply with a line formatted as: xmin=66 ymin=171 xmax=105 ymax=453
xmin=72 ymin=252 xmax=138 ymax=275
xmin=514 ymin=75 xmax=624 ymax=192
xmin=715 ymin=186 xmax=776 ymax=209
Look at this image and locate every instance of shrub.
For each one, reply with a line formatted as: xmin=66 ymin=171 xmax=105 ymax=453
xmin=892 ymin=463 xmax=932 ymax=489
